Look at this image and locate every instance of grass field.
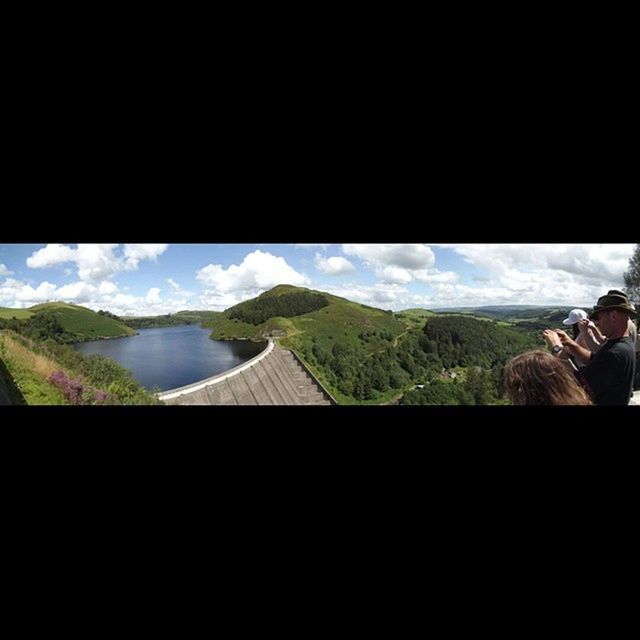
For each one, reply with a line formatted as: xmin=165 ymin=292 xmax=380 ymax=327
xmin=0 ymin=307 xmax=34 ymax=320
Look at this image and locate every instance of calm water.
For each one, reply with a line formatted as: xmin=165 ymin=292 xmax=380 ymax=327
xmin=73 ymin=325 xmax=266 ymax=391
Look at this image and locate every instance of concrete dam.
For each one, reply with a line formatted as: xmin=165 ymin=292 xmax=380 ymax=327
xmin=158 ymin=339 xmax=334 ymax=405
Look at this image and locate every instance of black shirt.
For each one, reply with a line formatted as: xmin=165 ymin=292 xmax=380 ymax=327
xmin=579 ymin=337 xmax=635 ymax=405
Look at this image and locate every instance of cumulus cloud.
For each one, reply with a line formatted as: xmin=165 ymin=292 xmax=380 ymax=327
xmin=427 ymin=244 xmax=636 ymax=307
xmin=146 ymin=288 xmax=162 ymax=304
xmin=15 ymin=281 xmax=59 ymax=304
xmin=196 ymin=250 xmax=310 ymax=310
xmin=342 ymin=243 xmax=445 ymax=285
xmin=0 ymin=264 xmax=13 ymax=276
xmin=314 ymin=253 xmax=355 ymax=276
xmin=167 ymin=278 xmax=181 ymax=291
xmin=56 ymin=281 xmax=101 ymax=303
xmin=376 ymin=266 xmax=413 ymax=285
xmin=321 ymin=283 xmax=409 ymax=307
xmin=343 ymin=244 xmax=436 ymax=270
xmin=26 ymin=244 xmax=77 ymax=269
xmin=414 ymin=269 xmax=460 ymax=284
xmin=26 ymin=243 xmax=169 ymax=284
xmin=0 ymin=275 xmax=190 ymax=316
xmin=123 ymin=244 xmax=169 ymax=270
xmin=75 ymin=244 xmax=122 ymax=283
xmin=436 ymin=244 xmax=634 ymax=282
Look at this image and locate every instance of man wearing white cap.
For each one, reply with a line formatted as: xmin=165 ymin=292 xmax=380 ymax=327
xmin=559 ymin=309 xmax=604 ymax=366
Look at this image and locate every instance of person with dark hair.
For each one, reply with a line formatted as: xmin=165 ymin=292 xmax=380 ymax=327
xmin=504 ymin=350 xmax=592 ymax=405
xmin=544 ymin=292 xmax=637 ymax=405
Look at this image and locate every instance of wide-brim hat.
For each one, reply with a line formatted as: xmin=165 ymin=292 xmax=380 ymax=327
xmin=589 ymin=293 xmax=637 ymax=320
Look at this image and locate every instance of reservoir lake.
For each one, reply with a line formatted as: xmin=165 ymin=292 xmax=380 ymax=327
xmin=73 ymin=325 xmax=266 ymax=391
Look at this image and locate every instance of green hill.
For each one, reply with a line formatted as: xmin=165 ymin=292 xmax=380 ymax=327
xmin=0 ymin=307 xmax=34 ymax=320
xmin=204 ymin=285 xmax=413 ymax=403
xmin=0 ymin=302 xmax=135 ymax=341
xmin=29 ymin=302 xmax=136 ymax=340
xmin=204 ymin=284 xmax=404 ymax=345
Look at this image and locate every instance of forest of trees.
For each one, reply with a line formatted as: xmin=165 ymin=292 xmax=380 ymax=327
xmin=293 ymin=315 xmax=539 ymax=403
xmin=228 ymin=291 xmax=329 ymax=325
xmin=421 ymin=315 xmax=539 ymax=369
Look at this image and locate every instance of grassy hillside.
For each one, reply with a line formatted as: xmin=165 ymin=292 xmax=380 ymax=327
xmin=23 ymin=302 xmax=135 ymax=341
xmin=0 ymin=307 xmax=34 ymax=320
xmin=396 ymin=308 xmax=436 ymax=328
xmin=0 ymin=329 xmax=161 ymax=405
xmin=204 ymin=285 xmax=404 ymax=345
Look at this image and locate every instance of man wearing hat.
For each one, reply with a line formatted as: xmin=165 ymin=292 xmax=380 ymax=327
xmin=606 ymin=290 xmax=639 ymax=390
xmin=543 ymin=292 xmax=636 ymax=405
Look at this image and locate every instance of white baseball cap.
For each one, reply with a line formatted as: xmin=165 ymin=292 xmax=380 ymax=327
xmin=562 ymin=309 xmax=588 ymax=325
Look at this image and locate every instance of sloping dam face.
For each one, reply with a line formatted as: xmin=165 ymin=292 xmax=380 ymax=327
xmin=158 ymin=340 xmax=333 ymax=405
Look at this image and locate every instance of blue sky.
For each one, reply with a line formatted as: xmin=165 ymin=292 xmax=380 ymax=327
xmin=0 ymin=243 xmax=635 ymax=315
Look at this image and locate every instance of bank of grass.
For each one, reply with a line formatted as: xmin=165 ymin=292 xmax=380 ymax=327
xmin=0 ymin=330 xmax=161 ymax=405
xmin=0 ymin=333 xmax=67 ymax=404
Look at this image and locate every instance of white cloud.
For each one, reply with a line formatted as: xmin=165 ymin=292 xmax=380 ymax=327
xmin=26 ymin=244 xmax=77 ymax=268
xmin=0 ymin=264 xmax=13 ymax=276
xmin=196 ymin=250 xmax=310 ymax=311
xmin=146 ymin=288 xmax=162 ymax=304
xmin=437 ymin=244 xmax=634 ymax=282
xmin=167 ymin=278 xmax=181 ymax=291
xmin=342 ymin=244 xmax=439 ymax=285
xmin=0 ymin=278 xmax=24 ymax=305
xmin=314 ymin=253 xmax=355 ymax=276
xmin=75 ymin=244 xmax=121 ymax=283
xmin=98 ymin=281 xmax=118 ymax=295
xmin=377 ymin=266 xmax=413 ymax=285
xmin=26 ymin=243 xmax=169 ymax=284
xmin=196 ymin=250 xmax=310 ymax=310
xmin=15 ymin=281 xmax=59 ymax=304
xmin=414 ymin=269 xmax=460 ymax=284
xmin=343 ymin=244 xmax=436 ymax=270
xmin=123 ymin=244 xmax=169 ymax=270
xmin=426 ymin=244 xmax=636 ymax=307
xmin=322 ymin=283 xmax=409 ymax=307
xmin=56 ymin=281 xmax=99 ymax=303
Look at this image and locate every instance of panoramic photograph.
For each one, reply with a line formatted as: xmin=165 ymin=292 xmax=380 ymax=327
xmin=0 ymin=243 xmax=638 ymax=406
